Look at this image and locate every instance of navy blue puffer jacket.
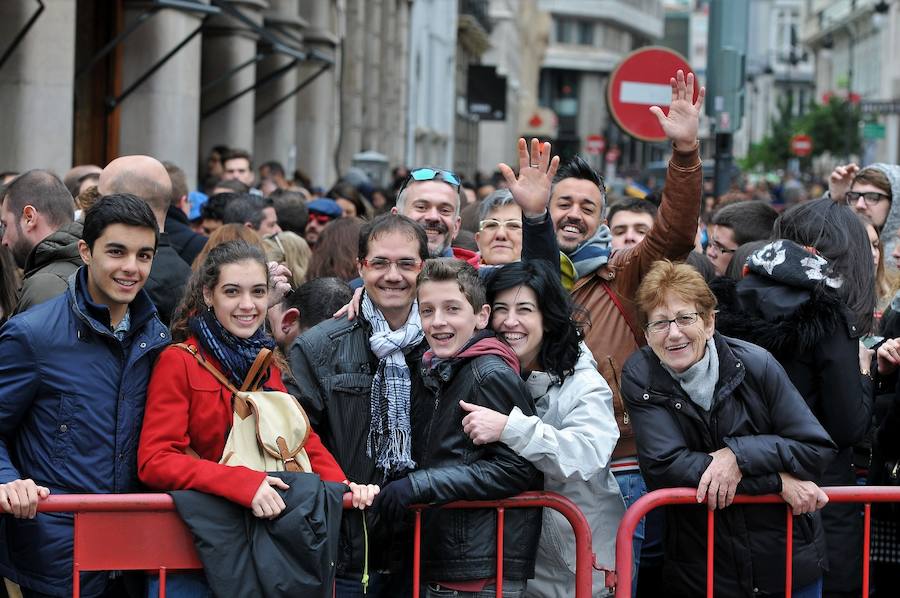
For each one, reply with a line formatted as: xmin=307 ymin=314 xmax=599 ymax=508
xmin=0 ymin=267 xmax=169 ymax=597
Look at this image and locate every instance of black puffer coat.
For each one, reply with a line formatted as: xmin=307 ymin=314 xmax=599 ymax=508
xmin=408 ymin=338 xmax=542 ymax=582
xmin=713 ymin=274 xmax=873 ymax=594
xmin=622 ymin=333 xmax=836 ymax=597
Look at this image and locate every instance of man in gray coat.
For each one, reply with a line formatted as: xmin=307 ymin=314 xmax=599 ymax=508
xmin=0 ymin=170 xmax=83 ymax=314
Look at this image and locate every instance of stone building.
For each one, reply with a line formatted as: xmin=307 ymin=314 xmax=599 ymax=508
xmin=0 ymin=0 xmax=412 ymax=188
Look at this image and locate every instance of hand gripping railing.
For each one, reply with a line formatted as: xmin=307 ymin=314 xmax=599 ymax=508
xmin=614 ymin=486 xmax=900 ymax=598
xmin=33 ymin=490 xmax=598 ymax=598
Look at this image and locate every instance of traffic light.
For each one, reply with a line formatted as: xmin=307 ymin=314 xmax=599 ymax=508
xmin=706 ymin=0 xmax=749 ymax=134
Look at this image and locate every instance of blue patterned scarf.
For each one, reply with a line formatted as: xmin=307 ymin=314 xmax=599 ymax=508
xmin=190 ymin=308 xmax=276 ymax=388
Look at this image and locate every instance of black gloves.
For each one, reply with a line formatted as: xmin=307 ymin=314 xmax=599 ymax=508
xmin=372 ymin=477 xmax=416 ymax=522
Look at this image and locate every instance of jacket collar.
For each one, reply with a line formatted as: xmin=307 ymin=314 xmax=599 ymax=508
xmin=644 ymin=332 xmax=744 ymax=406
xmin=68 ymin=266 xmax=163 ymax=341
xmin=23 ymin=220 xmax=84 ymax=275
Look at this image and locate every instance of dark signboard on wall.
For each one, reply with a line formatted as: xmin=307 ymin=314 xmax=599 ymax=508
xmin=467 ymin=65 xmax=507 ymax=121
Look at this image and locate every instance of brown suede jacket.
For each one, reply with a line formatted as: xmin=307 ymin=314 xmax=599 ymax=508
xmin=573 ymin=144 xmax=701 ymax=459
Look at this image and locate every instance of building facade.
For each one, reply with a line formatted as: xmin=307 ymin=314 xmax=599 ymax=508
xmin=536 ymin=0 xmax=665 ymax=177
xmin=0 ymin=0 xmax=412 ymax=189
xmin=733 ymin=0 xmax=815 ymax=160
xmin=801 ymin=0 xmax=900 ymax=165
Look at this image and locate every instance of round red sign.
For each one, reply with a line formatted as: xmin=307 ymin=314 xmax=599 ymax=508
xmin=607 ymin=46 xmax=696 ymax=143
xmin=790 ymin=134 xmax=813 ymax=157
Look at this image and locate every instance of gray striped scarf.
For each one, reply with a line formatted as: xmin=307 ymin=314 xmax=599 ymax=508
xmin=362 ymin=292 xmax=424 ymax=476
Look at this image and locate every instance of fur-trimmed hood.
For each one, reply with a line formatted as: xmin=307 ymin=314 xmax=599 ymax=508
xmin=711 ymin=274 xmax=856 ymax=357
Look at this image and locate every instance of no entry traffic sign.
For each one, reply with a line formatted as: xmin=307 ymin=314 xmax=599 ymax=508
xmin=790 ymin=134 xmax=812 ymax=157
xmin=607 ymin=46 xmax=696 ymax=143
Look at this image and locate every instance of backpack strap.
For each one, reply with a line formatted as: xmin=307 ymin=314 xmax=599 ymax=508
xmin=241 ymin=348 xmax=273 ymax=392
xmin=174 ymin=343 xmax=241 ymax=394
xmin=599 ymin=281 xmax=645 ymax=347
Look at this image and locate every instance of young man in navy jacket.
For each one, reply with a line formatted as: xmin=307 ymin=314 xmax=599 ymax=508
xmin=0 ymin=194 xmax=169 ymax=597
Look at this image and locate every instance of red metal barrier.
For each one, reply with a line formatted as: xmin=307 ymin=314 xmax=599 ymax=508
xmin=33 ymin=490 xmax=596 ymax=598
xmin=614 ymin=485 xmax=900 ymax=598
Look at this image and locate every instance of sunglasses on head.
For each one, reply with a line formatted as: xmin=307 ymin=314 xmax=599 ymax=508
xmin=397 ymin=167 xmax=462 ymax=199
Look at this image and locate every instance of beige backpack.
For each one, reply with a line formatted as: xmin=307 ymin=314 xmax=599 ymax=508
xmin=176 ymin=344 xmax=312 ymax=473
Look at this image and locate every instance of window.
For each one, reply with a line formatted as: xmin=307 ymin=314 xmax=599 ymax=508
xmin=578 ymin=21 xmax=594 ymax=45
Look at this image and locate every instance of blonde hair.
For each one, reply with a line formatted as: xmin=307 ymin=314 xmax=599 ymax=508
xmin=263 ymin=231 xmax=311 ymax=286
xmin=635 ymin=260 xmax=718 ymax=327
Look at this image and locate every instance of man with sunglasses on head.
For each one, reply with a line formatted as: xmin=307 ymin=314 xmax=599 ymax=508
xmin=392 ymin=151 xmax=563 ymax=270
xmin=391 ymin=167 xmax=475 ymax=260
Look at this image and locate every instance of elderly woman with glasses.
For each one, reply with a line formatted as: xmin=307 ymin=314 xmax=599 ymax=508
xmin=621 ymin=260 xmax=836 ymax=598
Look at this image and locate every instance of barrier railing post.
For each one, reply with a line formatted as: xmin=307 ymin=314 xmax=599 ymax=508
xmin=413 ymin=508 xmax=422 ymax=598
xmin=863 ymin=503 xmax=871 ymax=597
xmin=785 ymin=509 xmax=793 ymax=598
xmin=706 ymin=509 xmax=714 ymax=598
xmin=496 ymin=507 xmax=505 ymax=597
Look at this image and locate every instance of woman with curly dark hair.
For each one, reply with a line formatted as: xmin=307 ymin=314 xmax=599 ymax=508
xmin=458 ymin=259 xmax=624 ymax=597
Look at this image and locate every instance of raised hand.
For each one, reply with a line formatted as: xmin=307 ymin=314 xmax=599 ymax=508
xmin=828 ymin=163 xmax=860 ymax=203
xmin=649 ymin=70 xmax=705 ymax=151
xmin=498 ymin=138 xmax=561 ymax=218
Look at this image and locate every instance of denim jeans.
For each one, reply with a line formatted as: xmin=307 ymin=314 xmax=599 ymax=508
xmin=784 ymin=577 xmax=823 ymax=598
xmin=614 ymin=471 xmax=648 ymax=596
xmin=425 ymin=578 xmax=527 ymax=598
xmin=146 ymin=573 xmax=213 ymax=598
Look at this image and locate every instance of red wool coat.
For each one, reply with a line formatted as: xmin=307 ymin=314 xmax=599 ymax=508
xmin=138 ymin=338 xmax=346 ymax=507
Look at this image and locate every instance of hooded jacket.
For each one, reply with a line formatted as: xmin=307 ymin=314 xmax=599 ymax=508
xmin=0 ymin=267 xmax=169 ymax=597
xmin=712 ymin=239 xmax=874 ymax=594
xmin=562 ymin=145 xmax=702 ymax=460
xmin=621 ymin=333 xmax=836 ymax=597
xmin=499 ymin=342 xmax=624 ymax=598
xmin=869 ymin=163 xmax=900 ymax=258
xmin=14 ymin=220 xmax=83 ymax=315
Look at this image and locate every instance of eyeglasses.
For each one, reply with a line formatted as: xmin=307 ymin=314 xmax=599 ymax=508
xmin=846 ymin=190 xmax=891 ymax=206
xmin=361 ymin=257 xmax=423 ymax=272
xmin=308 ymin=212 xmax=333 ymax=225
xmin=645 ymin=312 xmax=702 ymax=334
xmin=479 ymin=219 xmax=523 ymax=233
xmin=708 ymin=240 xmax=736 ymax=255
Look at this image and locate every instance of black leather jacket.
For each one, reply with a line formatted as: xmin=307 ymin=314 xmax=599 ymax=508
xmin=622 ymin=333 xmax=836 ymax=597
xmin=408 ymin=347 xmax=542 ymax=582
xmin=288 ymin=314 xmax=427 ymax=580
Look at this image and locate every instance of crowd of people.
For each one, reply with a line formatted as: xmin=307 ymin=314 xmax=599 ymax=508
xmin=0 ymin=68 xmax=898 ymax=598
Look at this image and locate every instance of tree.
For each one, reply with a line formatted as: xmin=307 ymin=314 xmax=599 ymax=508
xmin=803 ymin=97 xmax=862 ymax=159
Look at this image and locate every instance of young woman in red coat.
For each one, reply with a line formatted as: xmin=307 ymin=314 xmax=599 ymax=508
xmin=138 ymin=239 xmax=378 ymax=518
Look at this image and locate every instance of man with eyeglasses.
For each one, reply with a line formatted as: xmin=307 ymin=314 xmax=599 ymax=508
xmin=828 ymin=162 xmax=900 ymax=257
xmin=705 ymin=200 xmax=777 ymax=277
xmin=289 ymin=213 xmax=431 ymax=597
